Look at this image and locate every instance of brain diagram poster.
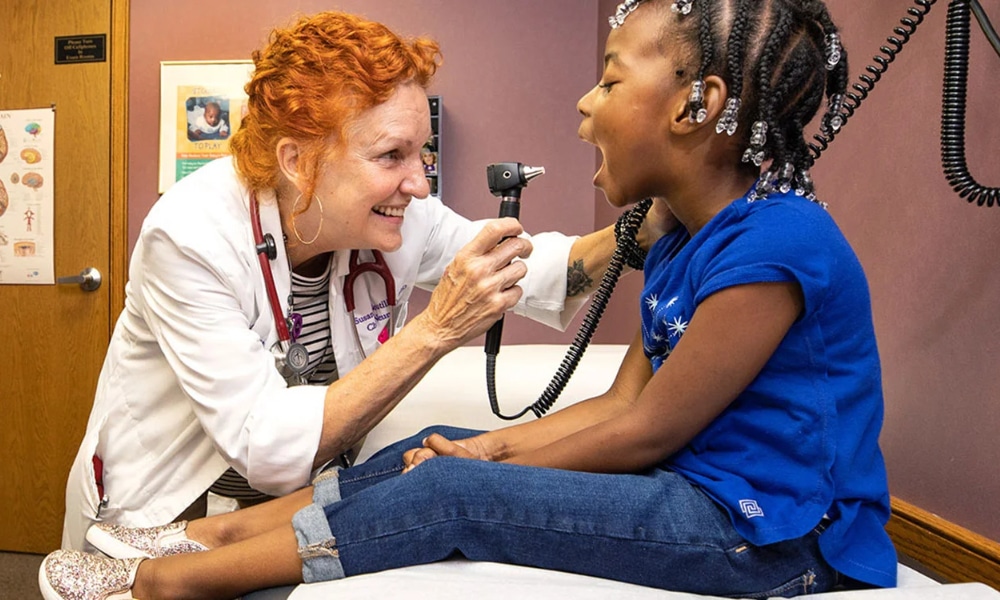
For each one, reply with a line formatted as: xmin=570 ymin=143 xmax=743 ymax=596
xmin=0 ymin=107 xmax=55 ymax=285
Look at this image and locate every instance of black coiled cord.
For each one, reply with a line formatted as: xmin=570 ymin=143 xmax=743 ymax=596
xmin=488 ymin=198 xmax=654 ymax=420
xmin=808 ymin=0 xmax=936 ymax=162
xmin=808 ymin=0 xmax=999 ymax=206
xmin=941 ymin=0 xmax=1000 ymax=207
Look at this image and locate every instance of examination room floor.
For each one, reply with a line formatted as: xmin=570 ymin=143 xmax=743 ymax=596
xmin=1 ymin=550 xmax=45 ymax=599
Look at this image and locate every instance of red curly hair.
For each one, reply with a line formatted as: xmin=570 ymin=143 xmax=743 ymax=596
xmin=229 ymin=11 xmax=441 ymax=205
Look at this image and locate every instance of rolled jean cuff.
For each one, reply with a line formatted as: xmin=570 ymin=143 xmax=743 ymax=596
xmin=311 ymin=468 xmax=342 ymax=506
xmin=291 ymin=475 xmax=345 ymax=583
xmin=292 ymin=503 xmax=344 ymax=583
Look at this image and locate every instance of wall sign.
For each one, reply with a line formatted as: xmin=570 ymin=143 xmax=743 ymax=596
xmin=158 ymin=60 xmax=254 ymax=193
xmin=54 ymin=34 xmax=107 ymax=65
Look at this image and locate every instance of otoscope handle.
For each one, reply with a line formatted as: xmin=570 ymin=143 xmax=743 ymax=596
xmin=485 ymin=318 xmax=505 ymax=355
xmin=497 ymin=197 xmax=521 ymax=220
xmin=485 ymin=194 xmax=521 ymax=355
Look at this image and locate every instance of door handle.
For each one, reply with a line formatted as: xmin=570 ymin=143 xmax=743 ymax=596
xmin=57 ymin=267 xmax=102 ymax=292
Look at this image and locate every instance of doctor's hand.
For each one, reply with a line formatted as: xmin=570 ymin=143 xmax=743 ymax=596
xmin=418 ymin=218 xmax=532 ymax=349
xmin=635 ymin=197 xmax=680 ymax=254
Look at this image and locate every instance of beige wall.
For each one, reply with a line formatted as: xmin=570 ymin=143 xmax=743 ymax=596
xmin=131 ymin=0 xmax=1000 ymax=543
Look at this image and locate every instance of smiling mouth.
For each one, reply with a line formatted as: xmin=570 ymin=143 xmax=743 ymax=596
xmin=373 ymin=205 xmax=405 ymax=218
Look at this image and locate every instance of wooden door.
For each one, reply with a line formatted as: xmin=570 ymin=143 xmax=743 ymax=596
xmin=0 ymin=0 xmax=127 ymax=553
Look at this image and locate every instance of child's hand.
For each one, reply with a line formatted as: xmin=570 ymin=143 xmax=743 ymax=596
xmin=401 ymin=444 xmax=437 ymax=473
xmin=402 ymin=434 xmax=488 ymax=473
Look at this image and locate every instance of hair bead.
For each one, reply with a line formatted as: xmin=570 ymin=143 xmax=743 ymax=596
xmin=609 ymin=0 xmax=644 ymax=29
xmin=716 ymin=97 xmax=742 ymax=135
xmin=825 ymin=33 xmax=843 ymax=70
xmin=777 ymin=162 xmax=796 ymax=194
xmin=744 ymin=120 xmax=769 ymax=167
xmin=822 ymin=94 xmax=845 ymax=133
xmin=672 ymin=0 xmax=695 ymax=15
xmin=687 ymin=80 xmax=708 ymax=123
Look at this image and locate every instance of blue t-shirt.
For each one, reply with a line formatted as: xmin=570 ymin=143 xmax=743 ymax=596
xmin=641 ymin=189 xmax=896 ymax=588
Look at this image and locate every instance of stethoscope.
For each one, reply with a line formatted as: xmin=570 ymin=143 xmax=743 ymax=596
xmin=250 ymin=193 xmax=398 ymax=385
xmin=344 ymin=248 xmax=398 ymax=358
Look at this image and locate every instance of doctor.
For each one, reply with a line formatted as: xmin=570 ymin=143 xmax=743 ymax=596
xmin=62 ymin=11 xmax=660 ymax=551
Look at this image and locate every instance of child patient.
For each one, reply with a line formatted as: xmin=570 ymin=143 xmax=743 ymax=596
xmin=40 ymin=1 xmax=897 ymax=598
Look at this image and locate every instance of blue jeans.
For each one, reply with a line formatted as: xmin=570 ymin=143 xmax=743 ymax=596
xmin=291 ymin=426 xmax=836 ymax=598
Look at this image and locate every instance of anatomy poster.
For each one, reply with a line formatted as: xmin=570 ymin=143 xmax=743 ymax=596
xmin=158 ymin=61 xmax=253 ymax=193
xmin=0 ymin=107 xmax=55 ymax=285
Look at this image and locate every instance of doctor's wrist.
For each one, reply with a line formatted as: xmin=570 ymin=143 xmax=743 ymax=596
xmin=401 ymin=313 xmax=459 ymax=356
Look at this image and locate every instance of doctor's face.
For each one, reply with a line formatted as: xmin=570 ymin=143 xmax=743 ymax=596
xmin=314 ymin=82 xmax=432 ymax=253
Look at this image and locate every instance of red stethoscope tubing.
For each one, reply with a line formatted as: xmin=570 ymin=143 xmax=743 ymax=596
xmin=343 ymin=249 xmax=396 ymax=313
xmin=250 ymin=193 xmax=292 ymax=342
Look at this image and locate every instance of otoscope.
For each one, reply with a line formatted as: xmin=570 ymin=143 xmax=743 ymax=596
xmin=483 ymin=162 xmax=546 ymax=357
xmin=483 ymin=162 xmax=651 ymax=421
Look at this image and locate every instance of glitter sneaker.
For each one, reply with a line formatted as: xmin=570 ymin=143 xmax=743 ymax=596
xmin=38 ymin=550 xmax=143 ymax=600
xmin=86 ymin=520 xmax=208 ymax=559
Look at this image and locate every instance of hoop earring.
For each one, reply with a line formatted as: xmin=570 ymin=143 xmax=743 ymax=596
xmin=290 ymin=193 xmax=324 ymax=245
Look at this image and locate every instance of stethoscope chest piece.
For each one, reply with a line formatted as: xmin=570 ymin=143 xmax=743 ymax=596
xmin=285 ymin=342 xmax=309 ymax=374
xmin=272 ymin=339 xmax=309 ymax=386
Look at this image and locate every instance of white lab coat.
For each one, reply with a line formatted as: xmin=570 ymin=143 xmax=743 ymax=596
xmin=62 ymin=158 xmax=585 ymax=550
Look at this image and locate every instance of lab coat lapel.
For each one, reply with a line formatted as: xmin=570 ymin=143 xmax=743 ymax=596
xmin=331 ymin=250 xmax=366 ymax=372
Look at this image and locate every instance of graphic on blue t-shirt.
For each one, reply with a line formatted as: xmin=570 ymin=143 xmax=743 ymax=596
xmin=642 ymin=293 xmax=688 ymax=371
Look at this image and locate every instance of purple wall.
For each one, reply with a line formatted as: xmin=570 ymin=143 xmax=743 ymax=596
xmin=131 ymin=1 xmax=1000 ymax=543
xmin=819 ymin=1 xmax=1000 ymax=542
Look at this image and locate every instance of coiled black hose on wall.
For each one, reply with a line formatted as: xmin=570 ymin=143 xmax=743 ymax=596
xmin=942 ymin=0 xmax=1000 ymax=207
xmin=808 ymin=0 xmax=937 ymax=160
xmin=808 ymin=0 xmax=999 ymax=207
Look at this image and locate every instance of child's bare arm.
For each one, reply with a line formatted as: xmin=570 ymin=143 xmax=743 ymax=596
xmin=507 ymin=280 xmax=804 ymax=473
xmin=402 ymin=329 xmax=652 ymax=469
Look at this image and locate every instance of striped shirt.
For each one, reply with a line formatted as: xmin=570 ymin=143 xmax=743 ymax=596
xmin=290 ymin=264 xmax=339 ymax=385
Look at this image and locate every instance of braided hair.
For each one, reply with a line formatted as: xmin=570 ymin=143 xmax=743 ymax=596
xmin=667 ymin=0 xmax=848 ymax=204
